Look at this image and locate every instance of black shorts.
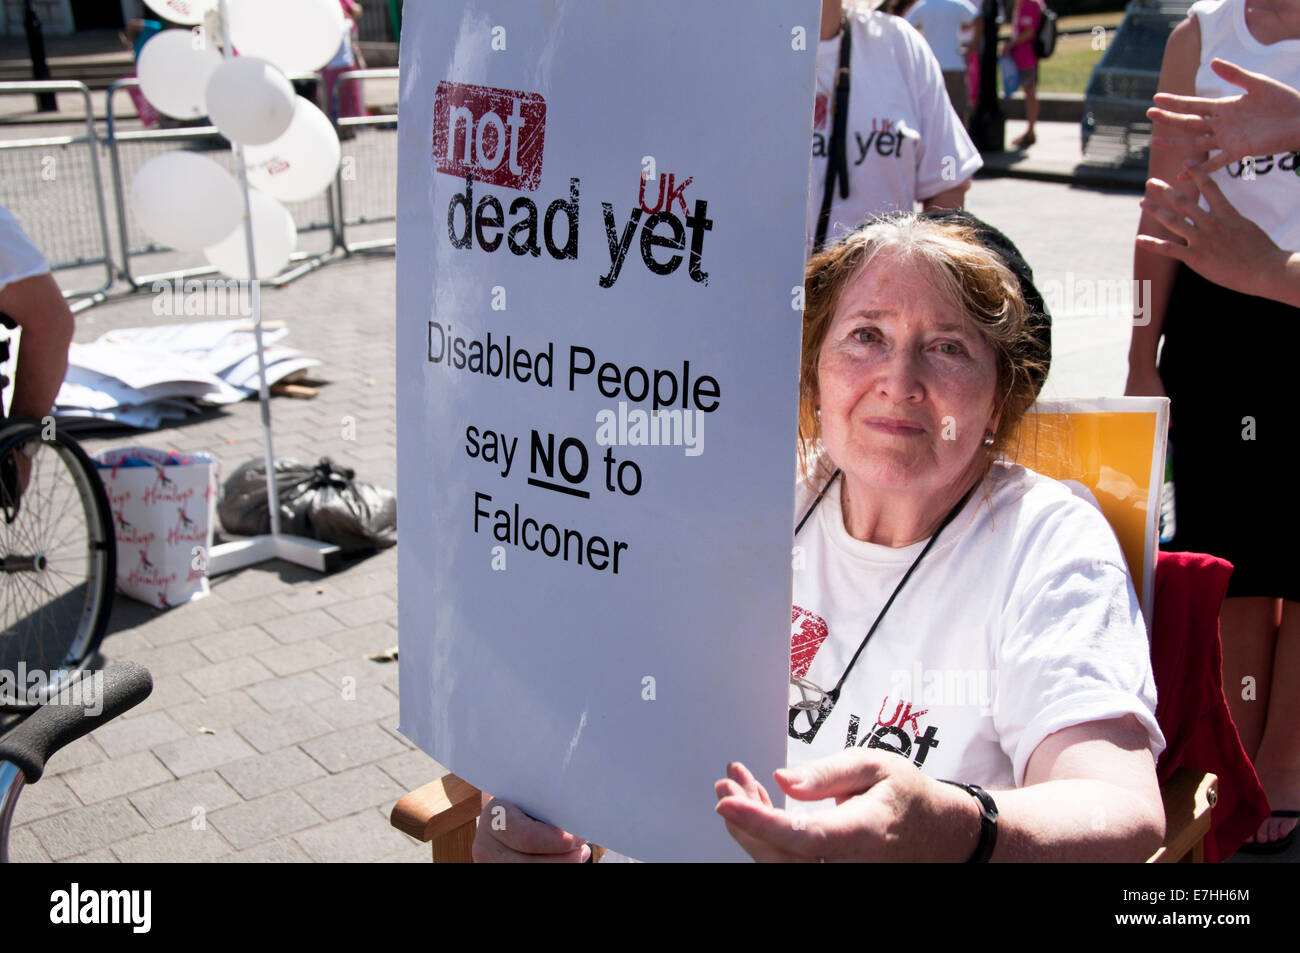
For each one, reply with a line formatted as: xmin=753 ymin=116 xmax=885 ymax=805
xmin=1158 ymin=265 xmax=1299 ymax=600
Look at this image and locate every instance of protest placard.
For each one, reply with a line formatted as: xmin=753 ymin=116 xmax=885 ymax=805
xmin=396 ymin=0 xmax=820 ymax=861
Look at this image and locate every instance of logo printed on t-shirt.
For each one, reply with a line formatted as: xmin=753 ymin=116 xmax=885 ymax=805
xmin=845 ymin=694 xmax=941 ymax=769
xmin=1225 ymin=151 xmax=1300 ymax=180
xmin=790 ymin=605 xmax=829 ymax=677
xmin=852 ymin=117 xmax=906 ymax=164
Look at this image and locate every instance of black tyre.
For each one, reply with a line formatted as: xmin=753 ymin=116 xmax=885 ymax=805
xmin=0 ymin=419 xmax=115 ymax=710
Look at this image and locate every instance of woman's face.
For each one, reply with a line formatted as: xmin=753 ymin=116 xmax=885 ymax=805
xmin=816 ymin=253 xmax=1001 ymax=501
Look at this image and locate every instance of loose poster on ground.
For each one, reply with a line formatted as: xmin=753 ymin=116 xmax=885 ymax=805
xmin=396 ymin=0 xmax=819 ymax=861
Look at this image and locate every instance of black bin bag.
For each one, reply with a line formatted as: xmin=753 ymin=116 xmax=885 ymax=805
xmin=219 ymin=458 xmax=396 ymax=554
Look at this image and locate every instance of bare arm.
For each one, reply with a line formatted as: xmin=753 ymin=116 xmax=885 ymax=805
xmin=920 ymin=180 xmax=970 ymax=211
xmin=1002 ymin=0 xmax=1034 ymax=51
xmin=0 ymin=272 xmax=74 ymax=420
xmin=715 ymin=715 xmax=1163 ymax=862
xmin=1126 ymin=15 xmax=1202 ymax=399
xmin=981 ymin=715 xmax=1165 ymax=861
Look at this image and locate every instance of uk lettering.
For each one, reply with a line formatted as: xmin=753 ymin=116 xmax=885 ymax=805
xmin=844 ymin=696 xmax=940 ymax=768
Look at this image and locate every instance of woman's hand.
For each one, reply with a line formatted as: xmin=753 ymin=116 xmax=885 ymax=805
xmin=1148 ymin=58 xmax=1300 ymax=176
xmin=714 ymin=751 xmax=979 ymax=862
xmin=471 ymin=795 xmax=592 ymax=863
xmin=1137 ymin=163 xmax=1292 ymax=301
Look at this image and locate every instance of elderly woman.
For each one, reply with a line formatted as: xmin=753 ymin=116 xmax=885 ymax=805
xmin=474 ymin=213 xmax=1166 ymax=863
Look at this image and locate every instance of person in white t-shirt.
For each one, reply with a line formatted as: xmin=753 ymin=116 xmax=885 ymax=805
xmin=808 ymin=0 xmax=983 ymax=255
xmin=1144 ymin=57 xmax=1300 ymax=308
xmin=0 ymin=207 xmax=75 ymax=490
xmin=473 ymin=213 xmax=1166 ymax=863
xmin=710 ymin=212 xmax=1164 ymax=862
xmin=905 ymin=0 xmax=981 ymax=128
xmin=1127 ymin=0 xmax=1300 ymax=853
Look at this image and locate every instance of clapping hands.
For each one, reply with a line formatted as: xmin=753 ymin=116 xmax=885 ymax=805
xmin=1148 ymin=58 xmax=1300 ymax=176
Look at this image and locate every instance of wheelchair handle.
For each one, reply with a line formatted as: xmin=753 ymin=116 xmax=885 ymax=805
xmin=0 ymin=661 xmax=153 ymax=784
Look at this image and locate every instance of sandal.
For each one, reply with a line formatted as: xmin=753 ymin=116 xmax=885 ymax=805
xmin=1235 ymin=810 xmax=1299 ymax=855
xmin=1012 ymin=131 xmax=1036 ymax=149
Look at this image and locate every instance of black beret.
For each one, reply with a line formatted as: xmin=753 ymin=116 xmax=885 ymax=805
xmin=917 ymin=208 xmax=1052 ymax=396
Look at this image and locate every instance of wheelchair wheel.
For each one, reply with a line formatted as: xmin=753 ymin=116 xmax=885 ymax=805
xmin=0 ymin=419 xmax=115 ymax=710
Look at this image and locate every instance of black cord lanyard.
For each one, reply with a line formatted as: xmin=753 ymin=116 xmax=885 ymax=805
xmin=790 ymin=469 xmax=976 ymax=743
xmin=812 ymin=14 xmax=852 ymax=254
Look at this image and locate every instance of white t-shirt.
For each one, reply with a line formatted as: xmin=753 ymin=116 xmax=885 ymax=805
xmin=1190 ymin=0 xmax=1300 ymax=251
xmin=600 ymin=463 xmax=1164 ymax=860
xmin=807 ymin=9 xmax=983 ymax=254
xmin=905 ymin=0 xmax=979 ymax=72
xmin=0 ymin=206 xmax=49 ymax=293
xmin=788 ymin=462 xmax=1165 ymax=794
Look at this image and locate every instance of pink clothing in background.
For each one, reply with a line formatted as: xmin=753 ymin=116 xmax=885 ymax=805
xmin=1009 ymin=0 xmax=1042 ymax=71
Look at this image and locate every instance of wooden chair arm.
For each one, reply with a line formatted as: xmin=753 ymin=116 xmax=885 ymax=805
xmin=391 ymin=773 xmax=482 ymax=862
xmin=1147 ymin=767 xmax=1218 ymax=863
xmin=390 ymin=773 xmax=609 ymax=863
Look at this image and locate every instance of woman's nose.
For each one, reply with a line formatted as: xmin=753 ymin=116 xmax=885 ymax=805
xmin=874 ymin=348 xmax=925 ymax=403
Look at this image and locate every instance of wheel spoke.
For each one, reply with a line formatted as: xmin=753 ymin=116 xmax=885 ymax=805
xmin=0 ymin=435 xmax=111 ymax=701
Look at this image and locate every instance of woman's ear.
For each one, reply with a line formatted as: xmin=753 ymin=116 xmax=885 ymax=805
xmin=986 ymin=401 xmax=1003 ymax=443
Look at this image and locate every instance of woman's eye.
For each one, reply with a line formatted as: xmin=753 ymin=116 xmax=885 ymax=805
xmin=935 ymin=341 xmax=964 ymax=356
xmin=852 ymin=328 xmax=879 ymax=345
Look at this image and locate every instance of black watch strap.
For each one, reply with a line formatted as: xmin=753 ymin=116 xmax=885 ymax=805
xmin=941 ymin=780 xmax=998 ymax=863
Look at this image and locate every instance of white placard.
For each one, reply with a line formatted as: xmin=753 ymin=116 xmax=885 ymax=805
xmin=396 ymin=0 xmax=820 ymax=862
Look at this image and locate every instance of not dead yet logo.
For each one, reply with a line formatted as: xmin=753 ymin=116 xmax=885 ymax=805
xmin=845 ymin=695 xmax=940 ymax=769
xmin=433 ymin=80 xmax=546 ymax=191
xmin=433 ymin=80 xmax=714 ymax=287
xmin=812 ymin=115 xmax=914 ymax=162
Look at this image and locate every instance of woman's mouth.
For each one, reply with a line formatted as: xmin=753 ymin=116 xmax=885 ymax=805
xmin=864 ymin=417 xmax=926 ymax=436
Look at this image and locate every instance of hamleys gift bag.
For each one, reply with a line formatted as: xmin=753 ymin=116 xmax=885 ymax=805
xmin=93 ymin=448 xmax=218 ymax=609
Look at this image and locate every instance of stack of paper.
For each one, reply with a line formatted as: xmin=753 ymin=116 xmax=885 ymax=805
xmin=52 ymin=321 xmax=321 ymax=430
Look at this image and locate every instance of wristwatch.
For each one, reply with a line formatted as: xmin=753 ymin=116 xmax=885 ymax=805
xmin=941 ymin=780 xmax=999 ymax=863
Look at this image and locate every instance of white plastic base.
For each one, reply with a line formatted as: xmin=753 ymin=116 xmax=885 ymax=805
xmin=208 ymin=534 xmax=341 ymax=576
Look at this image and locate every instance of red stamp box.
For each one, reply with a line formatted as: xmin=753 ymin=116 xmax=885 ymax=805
xmin=432 ymin=81 xmax=547 ymax=192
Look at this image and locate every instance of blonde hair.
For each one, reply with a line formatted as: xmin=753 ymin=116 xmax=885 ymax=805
xmin=799 ymin=213 xmax=1047 ymax=482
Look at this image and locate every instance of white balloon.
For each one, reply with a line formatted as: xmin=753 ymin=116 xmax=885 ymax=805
xmin=206 ymin=57 xmax=296 ymax=146
xmin=227 ymin=0 xmax=347 ymax=75
xmin=130 ymin=152 xmax=242 ymax=252
xmin=244 ymin=99 xmax=341 ymax=202
xmin=203 ymin=189 xmax=297 ymax=280
xmin=142 ymin=0 xmax=217 ymax=26
xmin=137 ymin=29 xmax=223 ymax=120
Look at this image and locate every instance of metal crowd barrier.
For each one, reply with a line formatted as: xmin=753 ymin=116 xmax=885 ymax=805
xmin=0 ymin=81 xmax=114 ymax=304
xmin=333 ymin=68 xmax=397 ymax=254
xmin=105 ymin=76 xmax=341 ymax=291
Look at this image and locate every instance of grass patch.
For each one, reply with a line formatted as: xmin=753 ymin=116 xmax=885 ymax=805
xmin=1038 ymin=31 xmax=1108 ymax=94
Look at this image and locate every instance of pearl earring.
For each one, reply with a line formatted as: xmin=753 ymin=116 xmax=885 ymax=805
xmin=982 ymin=431 xmax=995 ymax=448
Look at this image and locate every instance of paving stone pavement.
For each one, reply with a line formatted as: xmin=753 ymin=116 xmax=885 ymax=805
xmin=11 ymin=252 xmax=445 ymax=863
